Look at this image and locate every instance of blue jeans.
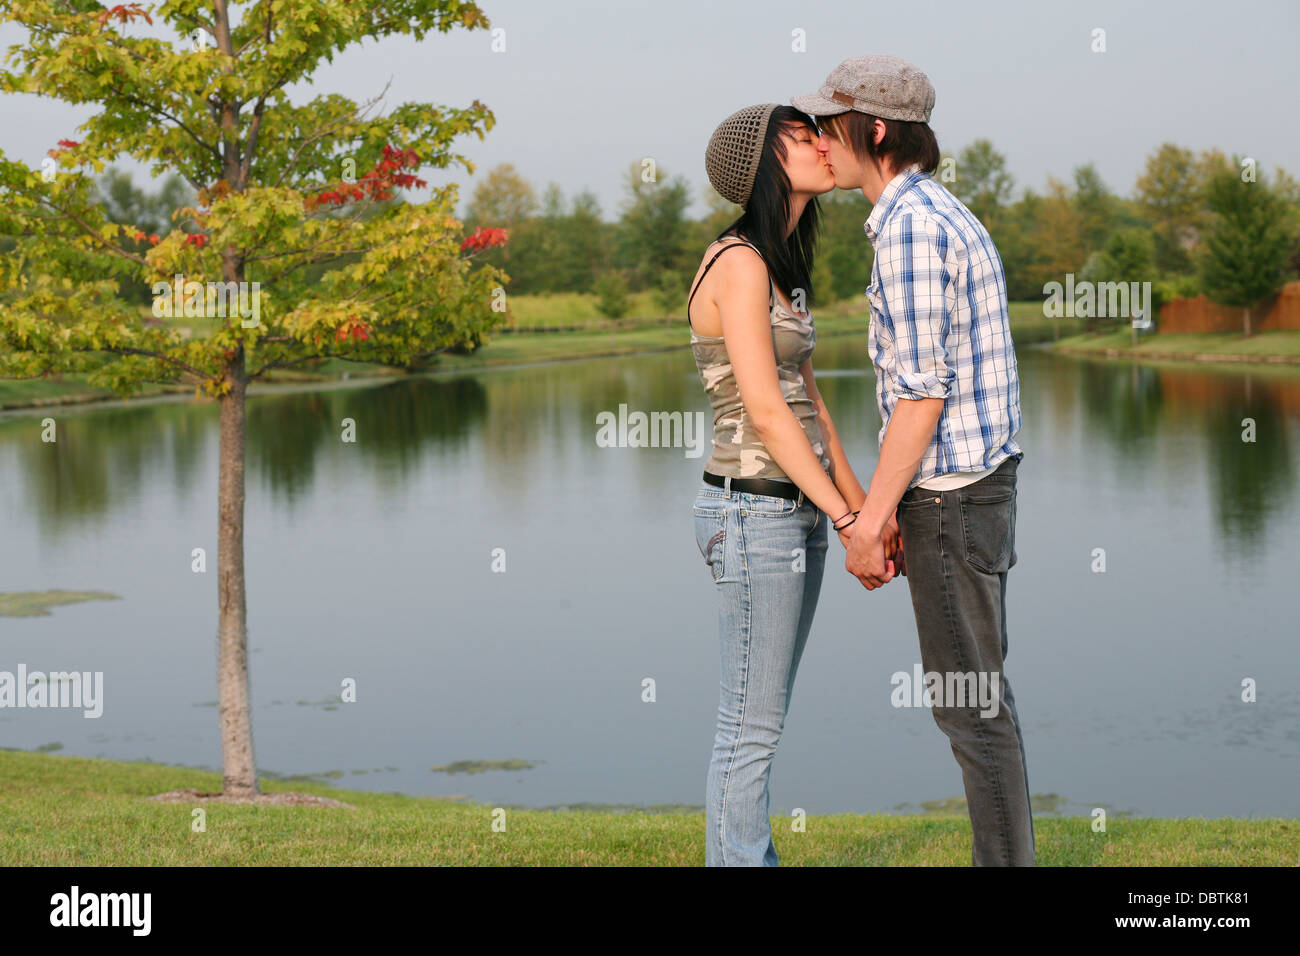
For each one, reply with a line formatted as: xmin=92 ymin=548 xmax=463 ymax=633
xmin=692 ymin=477 xmax=828 ymax=866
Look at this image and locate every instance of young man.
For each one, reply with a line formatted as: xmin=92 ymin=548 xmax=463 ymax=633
xmin=792 ymin=55 xmax=1035 ymax=866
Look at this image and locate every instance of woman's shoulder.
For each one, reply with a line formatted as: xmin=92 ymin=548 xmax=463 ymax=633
xmin=703 ymin=234 xmax=762 ymax=258
xmin=699 ymin=236 xmax=767 ymax=281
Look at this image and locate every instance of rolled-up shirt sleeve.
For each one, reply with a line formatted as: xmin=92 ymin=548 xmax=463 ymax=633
xmin=876 ymin=213 xmax=955 ymax=401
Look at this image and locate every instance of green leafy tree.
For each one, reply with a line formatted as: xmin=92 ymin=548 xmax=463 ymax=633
xmin=0 ymin=0 xmax=506 ymax=798
xmin=526 ymin=182 xmax=609 ymax=294
xmin=992 ymin=188 xmax=1042 ymax=302
xmin=1072 ymin=163 xmax=1123 ymax=256
xmin=1198 ymin=168 xmax=1298 ymax=337
xmin=813 ymin=187 xmax=873 ymax=303
xmin=1079 ymin=228 xmax=1156 ymax=339
xmin=560 ymin=188 xmax=607 ymax=293
xmin=947 ymin=139 xmax=1013 ymax=229
xmin=1135 ymin=143 xmax=1200 ymax=274
xmin=615 ymin=161 xmax=691 ymax=290
xmin=95 ymin=167 xmax=193 ymax=303
xmin=594 ymin=270 xmax=628 ymax=318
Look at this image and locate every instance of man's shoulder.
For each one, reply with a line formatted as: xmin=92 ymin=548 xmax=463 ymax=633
xmin=876 ymin=199 xmax=952 ymax=251
xmin=883 ymin=179 xmax=995 ymax=252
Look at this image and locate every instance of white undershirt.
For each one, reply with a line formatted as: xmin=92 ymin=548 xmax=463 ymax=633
xmin=915 ymin=462 xmax=999 ymax=491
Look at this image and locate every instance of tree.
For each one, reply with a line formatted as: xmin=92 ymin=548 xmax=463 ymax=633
xmin=464 ymin=162 xmax=536 ymax=288
xmin=1072 ymin=163 xmax=1122 ymax=256
xmin=526 ymin=182 xmax=608 ymax=295
xmin=1198 ymin=168 xmax=1298 ymax=337
xmin=948 ymin=139 xmax=1013 ymax=229
xmin=562 ymin=189 xmax=607 ymax=293
xmin=812 ymin=187 xmax=873 ymax=303
xmin=594 ymin=270 xmax=628 ymax=318
xmin=465 ymin=161 xmax=537 ymax=230
xmin=95 ymin=168 xmax=193 ymax=304
xmin=1079 ymin=228 xmax=1156 ymax=341
xmin=0 ymin=0 xmax=507 ymax=799
xmin=615 ymin=161 xmax=691 ymax=290
xmin=1031 ymin=177 xmax=1086 ymax=296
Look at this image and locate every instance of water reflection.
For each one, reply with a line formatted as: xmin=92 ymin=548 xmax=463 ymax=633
xmin=5 ymin=344 xmax=1296 ymax=559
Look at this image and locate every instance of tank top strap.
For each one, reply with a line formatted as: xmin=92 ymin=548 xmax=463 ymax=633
xmin=687 ymin=237 xmax=775 ymax=323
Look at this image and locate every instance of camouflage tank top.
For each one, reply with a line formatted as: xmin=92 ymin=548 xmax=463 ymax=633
xmin=689 ymin=238 xmax=831 ymax=480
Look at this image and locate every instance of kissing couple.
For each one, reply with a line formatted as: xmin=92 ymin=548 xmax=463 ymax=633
xmin=688 ymin=55 xmax=1033 ymax=866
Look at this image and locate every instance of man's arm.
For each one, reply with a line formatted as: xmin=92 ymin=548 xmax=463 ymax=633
xmin=847 ymin=213 xmax=955 ymax=588
xmin=858 ymin=396 xmax=943 ymax=540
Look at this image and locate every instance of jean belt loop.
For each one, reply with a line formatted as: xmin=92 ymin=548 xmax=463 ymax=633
xmin=797 ymin=488 xmax=804 ymax=508
xmin=724 ymin=475 xmax=733 ymax=498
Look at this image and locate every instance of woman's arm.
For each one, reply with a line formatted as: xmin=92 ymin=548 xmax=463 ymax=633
xmin=798 ymin=357 xmax=867 ymax=513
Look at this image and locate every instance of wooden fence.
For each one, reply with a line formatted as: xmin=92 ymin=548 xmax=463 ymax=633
xmin=1158 ymin=281 xmax=1300 ymax=333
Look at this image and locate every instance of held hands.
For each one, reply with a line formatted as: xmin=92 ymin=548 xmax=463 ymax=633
xmin=841 ymin=509 xmax=905 ymax=590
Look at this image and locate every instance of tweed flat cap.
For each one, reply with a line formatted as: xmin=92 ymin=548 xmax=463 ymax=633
xmin=704 ymin=103 xmax=778 ymax=208
xmin=791 ymin=55 xmax=935 ymax=123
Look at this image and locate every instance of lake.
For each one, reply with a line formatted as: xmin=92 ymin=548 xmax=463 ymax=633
xmin=2 ymin=333 xmax=1297 ymax=818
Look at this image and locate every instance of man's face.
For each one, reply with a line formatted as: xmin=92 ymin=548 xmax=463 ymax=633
xmin=816 ymin=117 xmax=862 ymax=190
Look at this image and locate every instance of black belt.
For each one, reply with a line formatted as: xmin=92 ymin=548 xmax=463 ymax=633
xmin=703 ymin=470 xmax=802 ymax=501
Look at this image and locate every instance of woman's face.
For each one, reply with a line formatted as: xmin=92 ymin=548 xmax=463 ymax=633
xmin=779 ymin=122 xmax=836 ymax=195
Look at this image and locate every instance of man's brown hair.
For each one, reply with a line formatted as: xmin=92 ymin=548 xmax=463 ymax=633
xmin=820 ymin=111 xmax=940 ymax=176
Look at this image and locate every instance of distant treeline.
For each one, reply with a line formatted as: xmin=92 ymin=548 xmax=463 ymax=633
xmin=55 ymin=142 xmax=1300 ymax=327
xmin=460 ymin=142 xmax=1300 ymax=320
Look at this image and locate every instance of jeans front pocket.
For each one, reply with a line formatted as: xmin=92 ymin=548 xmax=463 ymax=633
xmin=958 ymin=485 xmax=1016 ymax=574
xmin=738 ymin=491 xmax=800 ymax=517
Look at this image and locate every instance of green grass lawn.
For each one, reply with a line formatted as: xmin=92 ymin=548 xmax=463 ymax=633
xmin=0 ymin=750 xmax=1292 ymax=865
xmin=1050 ymin=328 xmax=1300 ymax=359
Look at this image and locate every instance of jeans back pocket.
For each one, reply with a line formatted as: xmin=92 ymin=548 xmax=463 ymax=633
xmin=693 ymin=501 xmax=728 ymax=582
xmin=958 ymin=485 xmax=1016 ymax=573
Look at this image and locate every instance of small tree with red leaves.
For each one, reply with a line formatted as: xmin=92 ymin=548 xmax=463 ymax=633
xmin=0 ymin=0 xmax=508 ymax=798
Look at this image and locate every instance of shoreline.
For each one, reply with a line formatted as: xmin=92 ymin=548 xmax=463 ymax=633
xmin=0 ymin=324 xmax=873 ymax=418
xmin=4 ymin=321 xmax=1298 ymax=417
xmin=1050 ymin=345 xmax=1300 ymax=366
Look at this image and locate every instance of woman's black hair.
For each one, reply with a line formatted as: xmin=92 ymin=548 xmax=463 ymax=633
xmin=716 ymin=105 xmax=823 ymax=307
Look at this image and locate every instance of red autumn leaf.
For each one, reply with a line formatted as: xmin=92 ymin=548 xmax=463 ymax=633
xmin=461 ymin=226 xmax=509 ymax=253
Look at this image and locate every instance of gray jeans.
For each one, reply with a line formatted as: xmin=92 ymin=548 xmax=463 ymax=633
xmin=895 ymin=453 xmax=1035 ymax=866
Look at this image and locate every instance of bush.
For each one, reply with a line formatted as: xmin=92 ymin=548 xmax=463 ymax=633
xmin=594 ymin=271 xmax=630 ymax=319
xmin=651 ymin=269 xmax=689 ymax=317
xmin=1152 ymin=274 xmax=1201 ymax=312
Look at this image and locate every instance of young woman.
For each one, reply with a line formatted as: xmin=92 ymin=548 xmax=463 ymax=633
xmin=689 ymin=103 xmax=900 ymax=866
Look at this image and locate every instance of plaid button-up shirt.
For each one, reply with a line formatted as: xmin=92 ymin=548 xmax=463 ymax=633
xmin=864 ymin=165 xmax=1023 ymax=488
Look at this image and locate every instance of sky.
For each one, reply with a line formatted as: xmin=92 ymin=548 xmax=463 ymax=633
xmin=1 ymin=0 xmax=1297 ymax=220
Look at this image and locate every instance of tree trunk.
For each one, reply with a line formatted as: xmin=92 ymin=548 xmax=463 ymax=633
xmin=1243 ymin=305 xmax=1252 ymax=338
xmin=217 ymin=347 xmax=257 ymax=797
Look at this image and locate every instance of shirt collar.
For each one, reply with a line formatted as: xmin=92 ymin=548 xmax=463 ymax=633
xmin=864 ymin=163 xmax=925 ymax=244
